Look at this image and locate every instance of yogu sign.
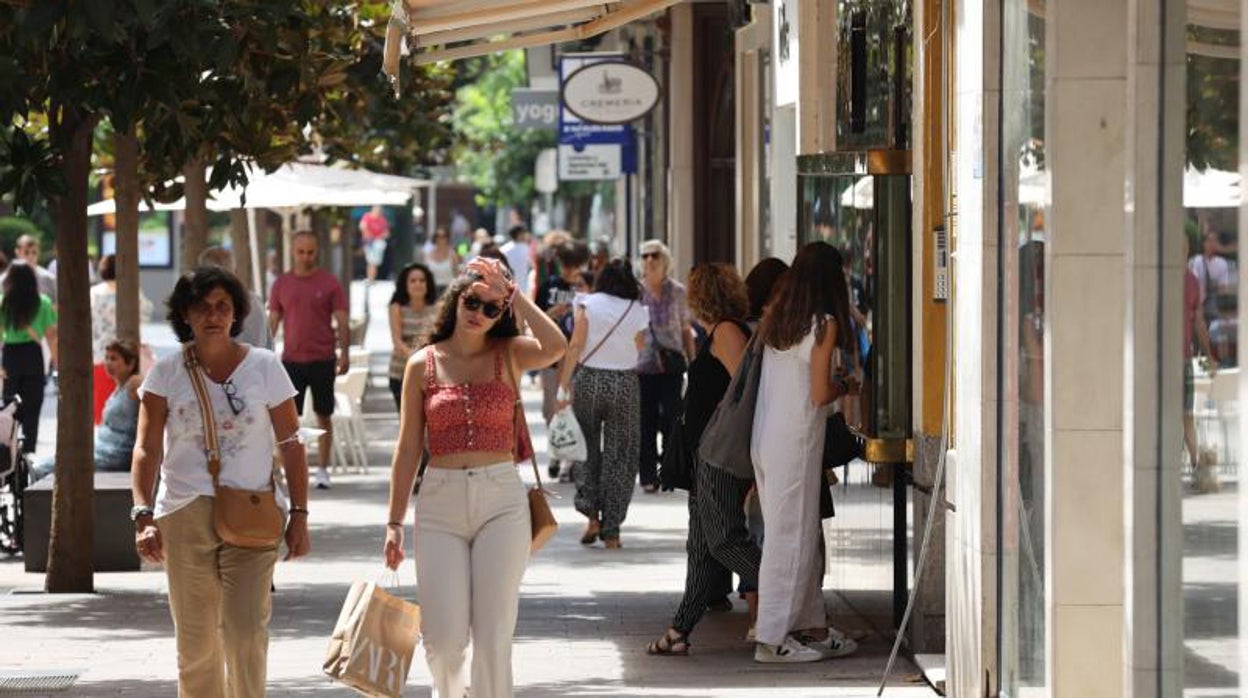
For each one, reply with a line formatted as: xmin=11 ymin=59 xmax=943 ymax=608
xmin=560 ymin=62 xmax=660 ymax=125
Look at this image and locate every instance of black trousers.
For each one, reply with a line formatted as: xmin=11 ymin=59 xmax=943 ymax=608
xmin=638 ymin=372 xmax=682 ymax=487
xmin=671 ymin=461 xmax=761 ymax=636
xmin=3 ymin=342 xmax=45 ymax=453
xmin=389 ymin=377 xmax=404 ymax=412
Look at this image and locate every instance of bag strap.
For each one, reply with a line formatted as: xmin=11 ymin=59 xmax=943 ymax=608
xmin=503 ymin=343 xmax=543 ymax=489
xmin=182 ymin=344 xmax=222 ymax=487
xmin=579 ymin=299 xmax=634 ymax=369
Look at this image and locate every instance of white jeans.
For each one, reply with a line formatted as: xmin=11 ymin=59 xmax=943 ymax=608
xmin=415 ymin=463 xmax=530 ymax=698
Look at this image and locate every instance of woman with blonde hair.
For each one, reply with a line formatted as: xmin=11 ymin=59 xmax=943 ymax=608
xmin=384 ymin=257 xmax=566 ymax=698
xmin=636 ymin=239 xmax=695 ymax=493
xmin=646 ymin=263 xmax=760 ymax=656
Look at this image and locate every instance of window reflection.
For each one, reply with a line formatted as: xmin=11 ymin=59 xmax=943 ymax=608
xmin=1180 ymin=18 xmax=1240 ymax=694
xmin=1000 ymin=0 xmax=1046 ymax=693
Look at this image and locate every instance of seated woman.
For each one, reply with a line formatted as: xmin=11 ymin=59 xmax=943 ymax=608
xmin=31 ymin=338 xmax=141 ymax=481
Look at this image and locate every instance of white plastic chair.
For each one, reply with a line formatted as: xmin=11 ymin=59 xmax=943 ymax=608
xmin=330 ymin=368 xmax=371 ymax=474
xmin=302 ymin=399 xmax=350 ymax=474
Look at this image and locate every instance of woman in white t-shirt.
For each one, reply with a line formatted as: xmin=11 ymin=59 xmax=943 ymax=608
xmin=557 ymin=258 xmax=650 ymax=549
xmin=130 ymin=267 xmax=311 ymax=697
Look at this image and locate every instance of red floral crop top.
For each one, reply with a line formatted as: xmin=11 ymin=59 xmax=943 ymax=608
xmin=423 ymin=347 xmax=517 ymax=456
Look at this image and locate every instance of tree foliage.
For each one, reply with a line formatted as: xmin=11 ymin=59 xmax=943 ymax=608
xmin=317 ymin=7 xmax=457 ymax=175
xmin=0 ymin=0 xmax=457 ymax=591
xmin=1186 ymin=26 xmax=1239 ymax=172
xmin=451 ymin=51 xmax=556 ymax=210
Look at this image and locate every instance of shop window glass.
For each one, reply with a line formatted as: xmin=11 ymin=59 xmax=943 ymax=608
xmin=999 ymin=0 xmax=1046 ymax=694
xmin=1178 ymin=19 xmax=1241 ymax=694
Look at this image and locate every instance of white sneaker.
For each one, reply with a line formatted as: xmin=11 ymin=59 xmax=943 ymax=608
xmin=794 ymin=629 xmax=859 ymax=659
xmin=315 ymin=467 xmax=332 ymax=490
xmin=753 ymin=636 xmax=826 ymax=663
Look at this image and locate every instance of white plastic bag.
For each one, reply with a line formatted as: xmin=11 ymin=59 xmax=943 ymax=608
xmin=548 ymin=405 xmax=588 ymax=462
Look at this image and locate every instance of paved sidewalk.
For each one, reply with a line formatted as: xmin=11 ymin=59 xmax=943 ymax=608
xmin=0 ymin=282 xmax=934 ymax=697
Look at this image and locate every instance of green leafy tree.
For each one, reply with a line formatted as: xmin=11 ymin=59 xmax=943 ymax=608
xmin=0 ymin=0 xmax=397 ymax=591
xmin=317 ymin=6 xmax=457 ymax=175
xmin=1186 ymin=26 xmax=1239 ymax=172
xmin=451 ymin=51 xmax=556 ymax=211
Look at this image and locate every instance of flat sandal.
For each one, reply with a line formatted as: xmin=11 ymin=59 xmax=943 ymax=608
xmin=646 ymin=629 xmax=690 ymax=656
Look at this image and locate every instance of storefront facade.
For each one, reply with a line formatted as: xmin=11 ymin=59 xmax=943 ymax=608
xmin=735 ymin=0 xmax=1246 ymax=694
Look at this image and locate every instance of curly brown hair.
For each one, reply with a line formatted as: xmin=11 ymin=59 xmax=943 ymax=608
xmin=687 ymin=263 xmax=750 ymax=326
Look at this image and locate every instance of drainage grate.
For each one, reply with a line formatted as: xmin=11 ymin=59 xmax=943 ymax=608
xmin=0 ymin=670 xmax=80 ymax=693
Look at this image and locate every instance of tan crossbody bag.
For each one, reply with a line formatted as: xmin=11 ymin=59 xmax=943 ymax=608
xmin=183 ymin=345 xmax=285 ymax=549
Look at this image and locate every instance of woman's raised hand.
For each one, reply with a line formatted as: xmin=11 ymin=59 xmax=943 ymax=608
xmin=465 ymin=257 xmax=516 ymax=302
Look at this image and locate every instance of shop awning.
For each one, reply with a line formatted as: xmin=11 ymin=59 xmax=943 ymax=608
xmin=86 ymin=162 xmax=431 ymax=216
xmin=383 ymin=0 xmax=679 ymax=77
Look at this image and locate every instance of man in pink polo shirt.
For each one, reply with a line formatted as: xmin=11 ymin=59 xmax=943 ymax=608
xmin=268 ymin=231 xmax=349 ymax=489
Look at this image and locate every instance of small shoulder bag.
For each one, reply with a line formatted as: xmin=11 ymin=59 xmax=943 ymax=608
xmin=183 ymin=345 xmax=285 ymax=549
xmin=503 ymin=347 xmax=558 ymax=553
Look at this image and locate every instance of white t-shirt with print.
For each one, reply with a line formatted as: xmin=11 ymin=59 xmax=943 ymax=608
xmin=578 ymin=293 xmax=650 ymax=370
xmin=139 ymin=346 xmax=297 ymax=518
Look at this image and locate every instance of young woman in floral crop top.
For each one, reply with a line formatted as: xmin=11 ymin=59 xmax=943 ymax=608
xmin=384 ymin=256 xmax=566 ymax=698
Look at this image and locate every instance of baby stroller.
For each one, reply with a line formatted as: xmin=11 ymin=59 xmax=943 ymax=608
xmin=0 ymin=397 xmax=27 ymax=556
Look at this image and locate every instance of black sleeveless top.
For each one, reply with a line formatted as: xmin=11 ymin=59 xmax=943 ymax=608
xmin=682 ymin=320 xmax=752 ymax=446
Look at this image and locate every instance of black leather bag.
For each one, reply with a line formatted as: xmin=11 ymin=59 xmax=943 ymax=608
xmin=650 ymin=326 xmax=687 ymax=375
xmin=822 ymin=412 xmax=863 ymax=470
xmin=660 ymin=416 xmax=695 ymax=491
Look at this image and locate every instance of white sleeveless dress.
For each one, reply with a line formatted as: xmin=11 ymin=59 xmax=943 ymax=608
xmin=749 ymin=321 xmax=831 ymax=646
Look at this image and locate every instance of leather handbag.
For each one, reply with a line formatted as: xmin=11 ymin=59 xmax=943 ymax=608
xmin=184 ymin=345 xmax=285 ymax=549
xmin=822 ymin=411 xmax=864 ymax=470
xmin=659 ymin=415 xmax=695 ymax=492
xmin=697 ymin=336 xmax=764 ymax=479
xmin=650 ymin=327 xmax=687 ymax=375
xmin=506 ymin=349 xmax=558 ymax=552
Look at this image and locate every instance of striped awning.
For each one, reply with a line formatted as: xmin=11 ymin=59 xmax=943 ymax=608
xmin=382 ymin=0 xmax=678 ymax=92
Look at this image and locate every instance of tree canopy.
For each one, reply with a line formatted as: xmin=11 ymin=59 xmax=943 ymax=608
xmin=451 ymin=51 xmax=556 ymax=211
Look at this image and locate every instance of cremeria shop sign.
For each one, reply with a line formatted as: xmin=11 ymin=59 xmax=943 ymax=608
xmin=560 ymin=62 xmax=660 ymax=125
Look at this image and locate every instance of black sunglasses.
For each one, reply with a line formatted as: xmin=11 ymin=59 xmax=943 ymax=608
xmin=641 ymin=251 xmax=660 ymax=260
xmin=221 ymin=379 xmax=245 ymax=417
xmin=461 ymin=294 xmax=506 ymax=319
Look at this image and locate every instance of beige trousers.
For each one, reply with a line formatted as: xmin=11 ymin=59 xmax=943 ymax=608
xmin=415 ymin=463 xmax=530 ymax=698
xmin=157 ymin=496 xmax=279 ymax=698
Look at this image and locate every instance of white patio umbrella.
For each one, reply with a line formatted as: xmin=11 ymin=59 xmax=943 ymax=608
xmin=1183 ymin=166 xmax=1240 ymax=208
xmin=839 ymin=176 xmax=873 ymax=209
xmin=87 ymin=162 xmax=428 ymax=216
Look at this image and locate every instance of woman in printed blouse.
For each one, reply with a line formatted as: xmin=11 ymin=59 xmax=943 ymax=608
xmin=384 ymin=256 xmax=566 ymax=698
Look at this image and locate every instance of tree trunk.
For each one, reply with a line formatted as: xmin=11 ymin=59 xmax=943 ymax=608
xmin=46 ymin=105 xmax=96 ymax=593
xmin=229 ymin=209 xmax=253 ymax=292
xmin=182 ymin=161 xmax=209 ymax=272
xmin=113 ymin=127 xmax=141 ymax=344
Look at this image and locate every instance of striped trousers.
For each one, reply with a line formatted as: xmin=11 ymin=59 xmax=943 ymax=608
xmin=671 ymin=460 xmax=761 ymax=635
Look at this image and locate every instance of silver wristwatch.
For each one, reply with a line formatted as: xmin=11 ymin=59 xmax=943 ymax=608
xmin=129 ymin=505 xmax=154 ymax=522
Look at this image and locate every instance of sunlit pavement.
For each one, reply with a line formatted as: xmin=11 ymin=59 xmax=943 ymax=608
xmin=0 ymin=280 xmax=935 ymax=697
